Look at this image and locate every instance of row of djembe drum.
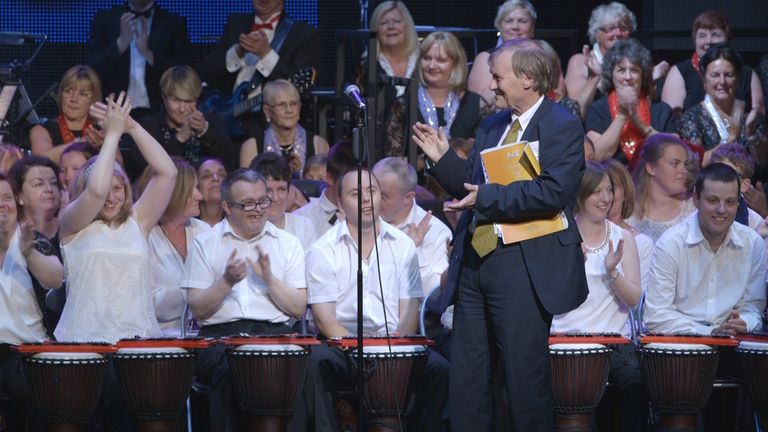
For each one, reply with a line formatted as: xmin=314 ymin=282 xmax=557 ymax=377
xmin=550 ymin=333 xmax=768 ymax=432
xmin=11 ymin=335 xmax=433 ymax=432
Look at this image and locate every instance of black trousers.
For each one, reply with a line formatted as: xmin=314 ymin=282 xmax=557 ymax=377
xmin=196 ymin=319 xmax=293 ymax=432
xmin=0 ymin=347 xmax=38 ymax=432
xmin=288 ymin=343 xmax=449 ymax=432
xmin=450 ymin=242 xmax=554 ymax=432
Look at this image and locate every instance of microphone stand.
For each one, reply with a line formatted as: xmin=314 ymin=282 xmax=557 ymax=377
xmin=351 ymin=103 xmax=366 ymax=432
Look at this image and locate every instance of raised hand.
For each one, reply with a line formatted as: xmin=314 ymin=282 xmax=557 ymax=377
xmin=412 ymin=122 xmax=450 ymax=163
xmin=583 ymin=45 xmax=602 ymax=79
xmin=102 ymin=92 xmax=132 ymax=137
xmin=187 ymin=109 xmax=208 ymax=136
xmin=223 ymin=249 xmax=247 ymax=286
xmin=19 ymin=218 xmax=36 ymax=258
xmin=117 ymin=13 xmax=134 ymax=52
xmin=604 ymin=238 xmax=624 ymax=276
xmin=405 ymin=210 xmax=433 ymax=247
xmin=85 ymin=125 xmax=106 ymax=148
xmin=744 ymin=182 xmax=768 ymax=217
xmin=652 ymin=60 xmax=670 ymax=81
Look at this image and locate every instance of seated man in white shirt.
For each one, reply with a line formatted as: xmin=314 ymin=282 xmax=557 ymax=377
xmin=293 ymin=140 xmax=355 ymax=237
xmin=250 ymin=152 xmax=316 ymax=249
xmin=646 ymin=162 xmax=767 ymax=335
xmin=289 ymin=168 xmax=448 ymax=432
xmin=182 ymin=168 xmax=307 ymax=432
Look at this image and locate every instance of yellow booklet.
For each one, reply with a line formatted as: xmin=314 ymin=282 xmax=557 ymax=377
xmin=480 ymin=140 xmax=568 ymax=243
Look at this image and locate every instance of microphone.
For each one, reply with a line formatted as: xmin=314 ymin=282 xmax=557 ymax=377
xmin=344 ymin=84 xmax=367 ymax=110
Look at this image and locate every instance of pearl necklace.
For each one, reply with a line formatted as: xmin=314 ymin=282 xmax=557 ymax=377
xmin=583 ymin=220 xmax=611 ymax=254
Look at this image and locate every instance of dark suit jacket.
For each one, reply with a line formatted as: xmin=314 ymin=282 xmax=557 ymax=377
xmin=202 ymin=12 xmax=320 ymax=93
xmin=86 ymin=5 xmax=191 ymax=110
xmin=430 ymin=97 xmax=589 ymax=315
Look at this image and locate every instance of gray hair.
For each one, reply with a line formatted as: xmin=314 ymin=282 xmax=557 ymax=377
xmin=587 ymin=2 xmax=637 ymax=44
xmin=600 ymin=38 xmax=654 ymax=95
xmin=494 ymin=0 xmax=538 ymax=30
xmin=490 ymin=39 xmax=554 ymax=95
xmin=220 ymin=168 xmax=266 ymax=203
xmin=372 ymin=157 xmax=418 ymax=194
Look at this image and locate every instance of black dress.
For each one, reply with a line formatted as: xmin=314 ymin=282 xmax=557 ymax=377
xmin=585 ymin=96 xmax=675 ymax=165
xmin=676 ymin=59 xmax=754 ymax=112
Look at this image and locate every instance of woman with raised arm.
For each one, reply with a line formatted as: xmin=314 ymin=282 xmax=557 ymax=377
xmin=54 ymin=92 xmax=177 ymax=343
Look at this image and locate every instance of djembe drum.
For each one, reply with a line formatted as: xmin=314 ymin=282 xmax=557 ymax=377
xmin=17 ymin=343 xmax=116 ymax=432
xmin=639 ymin=335 xmax=738 ymax=431
xmin=223 ymin=335 xmax=319 ymax=432
xmin=113 ymin=338 xmax=213 ymax=432
xmin=548 ymin=333 xmax=630 ymax=432
xmin=330 ymin=336 xmax=432 ymax=432
xmin=735 ymin=334 xmax=768 ymax=430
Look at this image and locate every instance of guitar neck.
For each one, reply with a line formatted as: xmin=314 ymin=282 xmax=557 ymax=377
xmin=232 ymin=95 xmax=262 ymax=118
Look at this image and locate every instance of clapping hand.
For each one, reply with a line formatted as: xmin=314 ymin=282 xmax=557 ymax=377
xmin=238 ymin=30 xmax=271 ymax=58
xmin=223 ymin=249 xmax=247 ymax=286
xmin=19 ymin=218 xmax=36 ymax=258
xmin=405 ymin=211 xmax=433 ymax=247
xmin=412 ymin=123 xmax=450 ymax=163
xmin=90 ymin=92 xmax=135 ymax=134
xmin=84 ymin=124 xmax=106 ymax=148
xmin=583 ymin=45 xmax=602 ymax=79
xmin=603 ymin=239 xmax=624 ymax=277
xmin=247 ymin=247 xmax=273 ymax=284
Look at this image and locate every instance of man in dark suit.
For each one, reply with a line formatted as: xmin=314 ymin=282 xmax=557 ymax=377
xmin=86 ymin=0 xmax=191 ymax=116
xmin=413 ymin=39 xmax=589 ymax=431
xmin=202 ymin=0 xmax=320 ymax=138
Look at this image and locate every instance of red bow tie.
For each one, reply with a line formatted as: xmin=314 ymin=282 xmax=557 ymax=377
xmin=251 ymin=15 xmax=280 ymax=32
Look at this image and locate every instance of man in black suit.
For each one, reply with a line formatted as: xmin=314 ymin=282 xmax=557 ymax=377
xmin=202 ymin=0 xmax=320 ymax=138
xmin=87 ymin=0 xmax=191 ymax=116
xmin=413 ymin=39 xmax=589 ymax=431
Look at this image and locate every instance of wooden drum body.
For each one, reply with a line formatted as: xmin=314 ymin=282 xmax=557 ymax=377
xmin=735 ymin=336 xmax=768 ymax=430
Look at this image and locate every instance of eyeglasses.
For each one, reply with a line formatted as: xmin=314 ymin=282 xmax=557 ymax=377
xmin=267 ymin=100 xmax=300 ymax=111
xmin=599 ymin=24 xmax=631 ymax=34
xmin=227 ymin=196 xmax=272 ymax=212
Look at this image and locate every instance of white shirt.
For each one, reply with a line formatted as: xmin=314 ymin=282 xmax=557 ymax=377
xmin=293 ymin=189 xmax=338 ymax=237
xmin=148 ymin=219 xmax=210 ymax=334
xmin=0 ymin=225 xmax=47 ymax=344
xmin=552 ymin=220 xmax=633 ymax=335
xmin=646 ymin=212 xmax=767 ymax=334
xmin=282 ymin=212 xmax=317 ymax=250
xmin=636 ymin=232 xmax=654 ymax=293
xmin=306 ymin=219 xmax=423 ymax=335
xmin=127 ymin=12 xmax=153 ymax=109
xmin=495 ymin=95 xmax=545 ymax=148
xmin=181 ymin=218 xmax=305 ymax=326
xmin=225 ymin=12 xmax=281 ymax=91
xmin=394 ymin=200 xmax=451 ymax=294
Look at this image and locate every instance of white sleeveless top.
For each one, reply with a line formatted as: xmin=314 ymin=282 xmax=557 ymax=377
xmin=55 ymin=216 xmax=161 ymax=343
xmin=551 ymin=220 xmax=630 ymax=336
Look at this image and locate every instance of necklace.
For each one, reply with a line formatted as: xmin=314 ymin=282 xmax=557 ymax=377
xmin=583 ymin=220 xmax=611 ymax=254
xmin=161 ymin=225 xmax=187 ymax=260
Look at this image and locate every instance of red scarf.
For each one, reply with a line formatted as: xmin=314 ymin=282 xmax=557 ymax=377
xmin=608 ymin=90 xmax=651 ymax=168
xmin=57 ymin=115 xmax=90 ymax=145
xmin=691 ymin=52 xmax=701 ymax=75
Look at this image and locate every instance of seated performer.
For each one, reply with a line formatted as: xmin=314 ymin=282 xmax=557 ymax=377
xmin=250 ymin=152 xmax=317 ymax=249
xmin=290 ymin=168 xmax=448 ymax=432
xmin=646 ymin=163 xmax=767 ymax=335
xmin=182 ymin=168 xmax=306 ymax=432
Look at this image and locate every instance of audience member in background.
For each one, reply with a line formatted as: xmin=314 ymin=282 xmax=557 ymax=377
xmin=0 ymin=173 xmax=58 ymax=431
xmin=55 ymin=92 xmax=177 ymax=343
xmin=130 ymin=66 xmax=236 ymax=173
xmin=59 ymin=142 xmax=97 ymax=207
xmin=250 ymin=152 xmax=316 ymax=249
xmin=585 ymin=39 xmax=674 ymax=168
xmin=551 ymin=161 xmax=645 ymax=431
xmin=302 ymin=154 xmax=327 ymax=181
xmin=239 ymin=79 xmax=328 ymax=171
xmin=679 ymin=44 xmax=768 ymax=167
xmin=87 ymin=0 xmax=191 ymax=116
xmin=627 ymin=134 xmax=697 ymax=243
xmin=467 ymin=0 xmax=539 ymax=108
xmin=135 ymin=157 xmax=208 ymax=334
xmin=355 ymin=1 xmax=420 ymax=150
xmin=29 ymin=65 xmax=106 ymax=163
xmin=759 ymin=53 xmax=768 ymax=114
xmin=710 ymin=142 xmax=763 ymax=229
xmin=386 ymin=31 xmax=483 ymax=156
xmin=603 ymin=159 xmax=654 ymax=289
xmin=197 ymin=158 xmax=227 ymax=227
xmin=294 ymin=141 xmax=355 ymax=237
xmin=182 ymin=168 xmax=306 ymax=432
xmin=0 ymin=144 xmax=23 ymax=175
xmin=538 ymin=39 xmax=581 ymax=118
xmin=662 ymin=11 xmax=764 ymax=117
xmin=9 ymin=157 xmax=67 ymax=337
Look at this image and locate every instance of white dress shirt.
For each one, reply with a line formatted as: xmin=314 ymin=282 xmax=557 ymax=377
xmin=283 ymin=211 xmax=317 ymax=250
xmin=148 ymin=218 xmax=210 ymax=334
xmin=494 ymin=95 xmax=545 ymax=149
xmin=646 ymin=212 xmax=767 ymax=334
xmin=225 ymin=12 xmax=281 ymax=91
xmin=306 ymin=219 xmax=423 ymax=335
xmin=293 ymin=189 xmax=338 ymax=237
xmin=127 ymin=13 xmax=153 ymax=109
xmin=181 ymin=218 xmax=306 ymax=326
xmin=0 ymin=225 xmax=47 ymax=344
xmin=394 ymin=200 xmax=451 ymax=293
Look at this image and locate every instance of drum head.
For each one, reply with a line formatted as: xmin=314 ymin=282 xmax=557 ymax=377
xmin=116 ymin=347 xmax=188 ymax=354
xmin=644 ymin=342 xmax=713 ymax=352
xmin=32 ymin=352 xmax=103 ymax=360
xmin=362 ymin=345 xmax=428 ymax=354
xmin=738 ymin=341 xmax=768 ymax=351
xmin=234 ymin=344 xmax=304 ymax=352
xmin=550 ymin=343 xmax=606 ymax=351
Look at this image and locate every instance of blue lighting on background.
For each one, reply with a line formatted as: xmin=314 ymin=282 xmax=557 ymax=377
xmin=0 ymin=0 xmax=318 ymax=44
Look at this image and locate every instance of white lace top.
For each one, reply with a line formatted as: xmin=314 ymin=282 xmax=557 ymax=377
xmin=55 ymin=216 xmax=161 ymax=343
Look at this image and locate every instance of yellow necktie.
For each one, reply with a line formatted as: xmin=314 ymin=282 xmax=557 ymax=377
xmin=471 ymin=120 xmax=521 ymax=257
